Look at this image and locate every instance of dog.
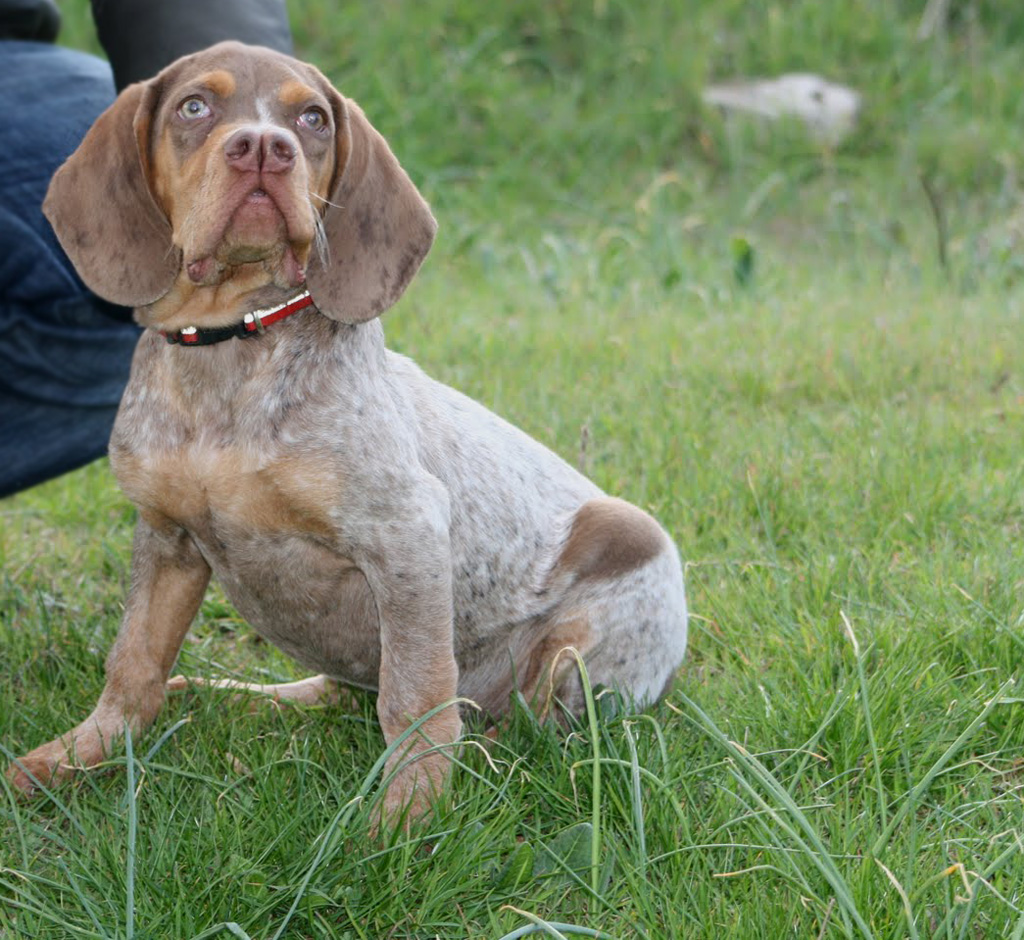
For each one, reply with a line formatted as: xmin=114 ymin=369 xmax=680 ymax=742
xmin=8 ymin=42 xmax=687 ymax=823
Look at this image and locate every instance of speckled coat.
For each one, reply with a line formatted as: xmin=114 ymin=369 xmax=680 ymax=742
xmin=8 ymin=42 xmax=687 ymax=824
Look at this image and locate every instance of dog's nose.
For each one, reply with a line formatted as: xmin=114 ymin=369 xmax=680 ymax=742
xmin=223 ymin=128 xmax=297 ymax=174
xmin=262 ymin=132 xmax=297 ymax=173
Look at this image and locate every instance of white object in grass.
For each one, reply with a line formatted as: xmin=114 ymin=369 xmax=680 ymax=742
xmin=702 ymin=72 xmax=861 ymax=147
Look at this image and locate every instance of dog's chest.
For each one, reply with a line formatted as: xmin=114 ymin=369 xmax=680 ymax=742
xmin=114 ymin=441 xmax=340 ymax=548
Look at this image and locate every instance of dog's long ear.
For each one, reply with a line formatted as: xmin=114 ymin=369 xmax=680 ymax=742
xmin=306 ymin=96 xmax=437 ymax=324
xmin=43 ymin=81 xmax=178 ymax=308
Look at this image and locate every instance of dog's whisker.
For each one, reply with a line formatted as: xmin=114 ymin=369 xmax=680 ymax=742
xmin=309 ymin=191 xmax=344 ymax=210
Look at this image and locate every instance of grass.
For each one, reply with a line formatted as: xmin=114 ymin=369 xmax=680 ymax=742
xmin=3 ymin=0 xmax=1024 ymax=936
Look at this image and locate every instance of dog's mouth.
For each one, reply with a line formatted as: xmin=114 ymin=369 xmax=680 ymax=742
xmin=184 ymin=182 xmax=313 ymax=288
xmin=223 ymin=186 xmax=287 ymax=244
xmin=241 ymin=188 xmax=280 ymax=212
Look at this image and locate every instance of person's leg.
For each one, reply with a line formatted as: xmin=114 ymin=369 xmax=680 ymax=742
xmin=0 ymin=41 xmax=142 ymax=498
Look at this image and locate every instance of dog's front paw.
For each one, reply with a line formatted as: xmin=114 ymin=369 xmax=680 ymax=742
xmin=375 ymin=749 xmax=454 ymax=833
xmin=6 ymin=712 xmax=122 ymax=797
xmin=6 ymin=740 xmax=77 ymax=796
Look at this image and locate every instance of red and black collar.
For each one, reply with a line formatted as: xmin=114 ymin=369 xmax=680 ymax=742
xmin=161 ymin=290 xmax=315 ymax=347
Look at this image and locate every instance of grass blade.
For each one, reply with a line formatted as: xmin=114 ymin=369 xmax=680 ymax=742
xmin=875 ymin=859 xmax=919 ymax=940
xmin=548 ymin=646 xmax=603 ymax=896
xmin=57 ymin=857 xmax=112 ymax=940
xmin=189 ymin=923 xmax=254 ymax=940
xmin=841 ymin=610 xmax=887 ymax=831
xmin=124 ymin=722 xmax=137 ymax=940
xmin=498 ymin=906 xmax=615 ymax=939
xmin=622 ymin=721 xmax=647 ymax=877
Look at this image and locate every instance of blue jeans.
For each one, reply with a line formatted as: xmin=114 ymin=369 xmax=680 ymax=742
xmin=0 ymin=41 xmax=142 ymax=498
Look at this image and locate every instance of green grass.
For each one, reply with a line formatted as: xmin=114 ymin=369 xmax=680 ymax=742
xmin=3 ymin=0 xmax=1024 ymax=936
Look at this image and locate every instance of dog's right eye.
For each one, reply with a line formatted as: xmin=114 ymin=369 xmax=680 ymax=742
xmin=298 ymin=107 xmax=329 ymax=132
xmin=177 ymin=96 xmax=211 ymax=120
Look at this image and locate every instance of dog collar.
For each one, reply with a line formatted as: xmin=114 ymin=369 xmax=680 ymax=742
xmin=161 ymin=290 xmax=315 ymax=347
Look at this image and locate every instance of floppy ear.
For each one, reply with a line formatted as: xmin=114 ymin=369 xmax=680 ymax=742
xmin=306 ymin=97 xmax=437 ymax=324
xmin=43 ymin=81 xmax=178 ymax=308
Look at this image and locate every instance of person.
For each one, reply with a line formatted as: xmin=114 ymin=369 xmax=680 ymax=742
xmin=0 ymin=0 xmax=293 ymax=497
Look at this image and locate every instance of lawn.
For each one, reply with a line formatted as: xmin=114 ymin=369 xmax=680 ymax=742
xmin=2 ymin=1 xmax=1023 ymax=937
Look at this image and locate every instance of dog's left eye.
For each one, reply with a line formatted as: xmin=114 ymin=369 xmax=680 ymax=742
xmin=178 ymin=96 xmax=211 ymax=120
xmin=298 ymin=108 xmax=328 ymax=131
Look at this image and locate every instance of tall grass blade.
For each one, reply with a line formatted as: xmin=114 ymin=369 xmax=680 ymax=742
xmin=841 ymin=610 xmax=887 ymax=831
xmin=622 ymin=721 xmax=647 ymax=877
xmin=124 ymin=722 xmax=137 ymax=940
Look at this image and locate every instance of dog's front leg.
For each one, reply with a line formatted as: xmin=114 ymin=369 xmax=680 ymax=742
xmin=361 ymin=510 xmax=462 ymax=826
xmin=8 ymin=518 xmax=210 ymax=794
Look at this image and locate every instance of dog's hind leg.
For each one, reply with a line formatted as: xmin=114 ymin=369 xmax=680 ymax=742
xmin=533 ymin=497 xmax=688 ymax=716
xmin=166 ymin=673 xmax=354 ymax=708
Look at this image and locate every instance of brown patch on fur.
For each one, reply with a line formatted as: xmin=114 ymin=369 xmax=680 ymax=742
xmin=555 ymin=497 xmax=667 ymax=583
xmin=197 ymin=70 xmax=237 ymax=99
xmin=279 ymin=79 xmax=317 ymax=107
xmin=254 ymin=454 xmax=345 ymax=540
xmin=517 ymin=615 xmax=593 ymax=718
xmin=150 ymin=124 xmax=179 ymax=215
xmin=149 ymin=122 xmax=239 ymax=247
xmin=150 ymin=123 xmax=235 ymax=236
xmin=116 ymin=449 xmax=340 ymax=543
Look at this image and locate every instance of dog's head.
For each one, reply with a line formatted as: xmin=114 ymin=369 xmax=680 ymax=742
xmin=44 ymin=41 xmax=436 ymax=330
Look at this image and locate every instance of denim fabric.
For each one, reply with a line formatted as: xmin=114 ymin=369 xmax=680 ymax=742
xmin=0 ymin=41 xmax=142 ymax=497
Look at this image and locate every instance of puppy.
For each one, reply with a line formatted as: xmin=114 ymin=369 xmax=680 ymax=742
xmin=8 ymin=42 xmax=687 ymax=822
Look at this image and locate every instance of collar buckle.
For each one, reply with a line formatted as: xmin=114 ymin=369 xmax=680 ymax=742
xmin=243 ymin=310 xmax=267 ymax=334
